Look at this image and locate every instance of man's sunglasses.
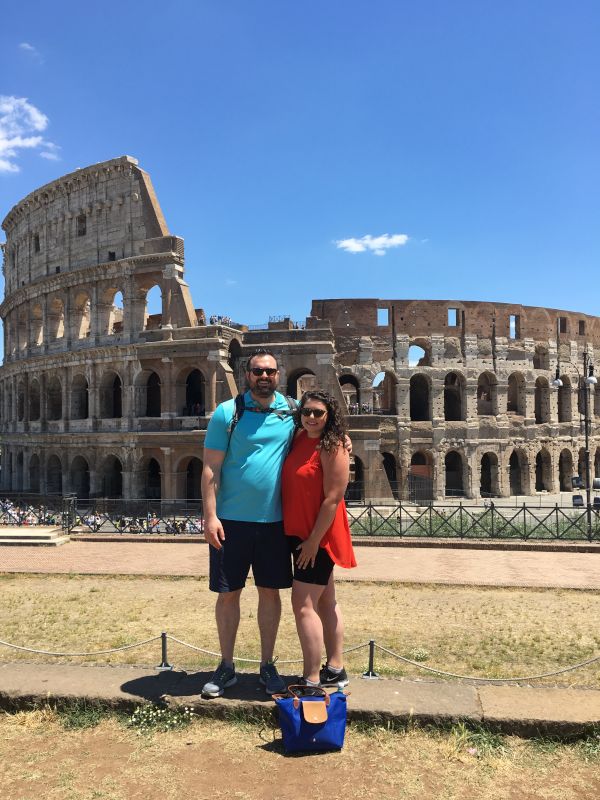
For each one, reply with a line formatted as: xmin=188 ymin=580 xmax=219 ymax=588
xmin=300 ymin=407 xmax=327 ymax=419
xmin=249 ymin=367 xmax=278 ymax=376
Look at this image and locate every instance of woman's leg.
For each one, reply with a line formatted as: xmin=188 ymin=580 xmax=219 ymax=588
xmin=291 ymin=579 xmax=326 ymax=683
xmin=318 ymin=574 xmax=344 ymax=668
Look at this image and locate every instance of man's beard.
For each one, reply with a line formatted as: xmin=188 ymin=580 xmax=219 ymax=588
xmin=252 ymin=380 xmax=276 ymax=397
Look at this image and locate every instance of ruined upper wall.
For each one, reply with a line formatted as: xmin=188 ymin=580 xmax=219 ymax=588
xmin=310 ymin=298 xmax=600 ymax=345
xmin=1 ymin=156 xmax=171 ymax=296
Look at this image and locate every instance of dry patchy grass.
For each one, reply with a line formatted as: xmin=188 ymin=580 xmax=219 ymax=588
xmin=0 ymin=574 xmax=599 ymax=685
xmin=0 ymin=708 xmax=599 ymax=800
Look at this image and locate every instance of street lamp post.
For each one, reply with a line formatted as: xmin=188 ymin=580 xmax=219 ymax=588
xmin=552 ymin=349 xmax=597 ymax=539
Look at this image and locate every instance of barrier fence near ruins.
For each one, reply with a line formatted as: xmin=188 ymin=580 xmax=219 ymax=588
xmin=2 ymin=493 xmax=600 ymax=542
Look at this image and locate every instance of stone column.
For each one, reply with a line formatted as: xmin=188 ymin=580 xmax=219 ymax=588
xmin=161 ymin=447 xmax=174 ymax=499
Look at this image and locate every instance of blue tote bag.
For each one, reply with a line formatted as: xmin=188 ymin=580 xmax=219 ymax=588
xmin=275 ymin=686 xmax=347 ymax=753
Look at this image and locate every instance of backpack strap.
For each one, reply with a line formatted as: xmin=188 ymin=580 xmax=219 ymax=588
xmin=225 ymin=395 xmax=297 ymax=453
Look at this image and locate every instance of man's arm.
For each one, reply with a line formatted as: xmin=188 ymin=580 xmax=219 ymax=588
xmin=201 ymin=448 xmax=226 ymax=549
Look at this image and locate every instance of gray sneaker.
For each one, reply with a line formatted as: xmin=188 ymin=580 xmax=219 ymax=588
xmin=259 ymin=660 xmax=286 ymax=695
xmin=202 ymin=661 xmax=237 ymax=698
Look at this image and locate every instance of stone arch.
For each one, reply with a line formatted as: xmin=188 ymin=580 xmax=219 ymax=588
xmin=16 ymin=452 xmax=24 ymax=491
xmin=71 ymin=374 xmax=89 ymax=420
xmin=408 ymin=450 xmax=434 ymax=503
xmin=373 ymin=371 xmax=397 ymax=415
xmin=227 ymin=338 xmax=243 ymax=389
xmin=507 ymin=372 xmax=526 ymax=415
xmin=339 ymin=374 xmax=361 ymax=412
xmin=444 ymin=450 xmax=465 ymax=496
xmin=347 ymin=455 xmax=364 ymax=501
xmin=101 ymin=455 xmax=123 ymax=498
xmin=559 ymin=449 xmax=574 ymax=491
xmin=47 ymin=376 xmax=62 ymax=420
xmin=102 ymin=287 xmax=125 ymax=335
xmin=70 ymin=455 xmax=90 ymax=499
xmin=558 ymin=375 xmax=572 ymax=422
xmin=30 ymin=302 xmax=43 ymax=347
xmin=143 ymin=457 xmax=162 ymax=499
xmin=143 ymin=284 xmax=162 ymax=330
xmin=444 ymin=371 xmax=466 ymax=421
xmin=29 ymin=379 xmax=40 ymax=421
xmin=175 ymin=455 xmax=203 ymax=500
xmin=287 ymin=368 xmax=316 ymax=400
xmin=534 ymin=377 xmax=550 ymax=424
xmin=533 ymin=345 xmax=550 ymax=370
xmin=408 ymin=338 xmax=431 ymax=367
xmin=145 ymin=372 xmax=161 ymax=417
xmin=410 ymin=374 xmax=431 ymax=421
xmin=176 ymin=367 xmax=206 ymax=416
xmin=29 ymin=453 xmax=41 ymax=493
xmin=382 ymin=452 xmax=399 ymax=500
xmin=72 ymin=291 xmax=91 ymax=339
xmin=47 ymin=454 xmax=63 ymax=494
xmin=47 ymin=295 xmax=65 ymax=340
xmin=16 ymin=306 xmax=28 ymax=352
xmin=17 ymin=381 xmax=25 ymax=421
xmin=509 ymin=449 xmax=529 ymax=495
xmin=480 ymin=452 xmax=499 ymax=497
xmin=99 ymin=371 xmax=122 ymax=419
xmin=477 ymin=372 xmax=498 ymax=415
xmin=535 ymin=448 xmax=553 ymax=492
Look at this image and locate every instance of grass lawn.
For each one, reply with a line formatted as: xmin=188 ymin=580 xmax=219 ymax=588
xmin=1 ymin=574 xmax=599 ymax=686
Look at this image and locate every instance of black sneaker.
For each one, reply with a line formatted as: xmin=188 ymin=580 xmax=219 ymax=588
xmin=259 ymin=659 xmax=286 ymax=695
xmin=202 ymin=661 xmax=237 ymax=697
xmin=296 ymin=677 xmax=323 ymax=697
xmin=319 ymin=663 xmax=349 ymax=687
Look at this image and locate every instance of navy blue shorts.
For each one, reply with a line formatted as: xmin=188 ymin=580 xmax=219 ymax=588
xmin=288 ymin=536 xmax=335 ymax=586
xmin=209 ymin=519 xmax=293 ymax=593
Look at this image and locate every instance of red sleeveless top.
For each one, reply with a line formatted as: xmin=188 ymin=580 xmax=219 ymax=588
xmin=282 ymin=431 xmax=356 ymax=569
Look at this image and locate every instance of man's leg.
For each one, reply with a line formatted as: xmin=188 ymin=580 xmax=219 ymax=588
xmin=215 ymin=588 xmax=243 ymax=663
xmin=257 ymin=586 xmax=281 ymax=664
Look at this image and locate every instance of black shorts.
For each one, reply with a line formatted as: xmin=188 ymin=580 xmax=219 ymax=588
xmin=209 ymin=519 xmax=293 ymax=593
xmin=288 ymin=536 xmax=335 ymax=586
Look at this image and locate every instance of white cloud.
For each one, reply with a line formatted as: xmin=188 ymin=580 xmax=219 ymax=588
xmin=0 ymin=95 xmax=59 ymax=173
xmin=19 ymin=42 xmax=43 ymax=62
xmin=335 ymin=233 xmax=409 ymax=256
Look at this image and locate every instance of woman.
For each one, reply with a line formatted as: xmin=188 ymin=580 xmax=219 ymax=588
xmin=282 ymin=390 xmax=356 ymax=690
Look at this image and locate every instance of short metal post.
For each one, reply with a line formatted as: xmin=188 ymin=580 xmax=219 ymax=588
xmin=156 ymin=631 xmax=173 ymax=672
xmin=362 ymin=639 xmax=380 ymax=680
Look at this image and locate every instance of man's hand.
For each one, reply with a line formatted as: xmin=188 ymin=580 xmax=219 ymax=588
xmin=204 ymin=515 xmax=226 ymax=550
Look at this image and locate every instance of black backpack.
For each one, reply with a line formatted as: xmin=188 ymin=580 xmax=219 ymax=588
xmin=226 ymin=393 xmax=297 ymax=450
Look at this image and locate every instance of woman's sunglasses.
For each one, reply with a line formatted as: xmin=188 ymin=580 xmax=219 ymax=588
xmin=249 ymin=367 xmax=278 ymax=376
xmin=300 ymin=407 xmax=327 ymax=419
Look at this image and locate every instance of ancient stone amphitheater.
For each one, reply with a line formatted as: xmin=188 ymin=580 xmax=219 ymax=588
xmin=1 ymin=156 xmax=597 ymax=503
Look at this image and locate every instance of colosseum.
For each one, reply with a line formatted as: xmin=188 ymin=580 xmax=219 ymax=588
xmin=1 ymin=155 xmax=598 ymax=505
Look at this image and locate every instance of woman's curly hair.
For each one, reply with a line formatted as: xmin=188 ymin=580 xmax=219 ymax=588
xmin=297 ymin=390 xmax=347 ymax=452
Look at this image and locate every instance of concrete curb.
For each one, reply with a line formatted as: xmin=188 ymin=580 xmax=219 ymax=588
xmin=1 ymin=662 xmax=598 ymax=738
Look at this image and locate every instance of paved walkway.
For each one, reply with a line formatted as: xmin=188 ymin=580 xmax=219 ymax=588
xmin=1 ymin=538 xmax=600 ymax=589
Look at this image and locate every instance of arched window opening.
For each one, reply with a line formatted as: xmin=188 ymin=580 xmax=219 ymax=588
xmin=109 ymin=291 xmax=124 ymax=335
xmin=31 ymin=304 xmax=43 ymax=347
xmin=185 ymin=457 xmax=203 ymax=500
xmin=17 ymin=309 xmax=28 ymax=352
xmin=339 ymin=375 xmax=361 ymax=413
xmin=557 ymin=376 xmax=572 ymax=423
xmin=99 ymin=372 xmax=122 ymax=419
xmin=48 ymin=297 xmax=65 ymax=340
xmin=534 ymin=377 xmax=550 ymax=424
xmin=535 ymin=450 xmax=552 ymax=492
xmin=477 ymin=373 xmax=498 ymax=416
xmin=410 ymin=374 xmax=430 ymax=421
xmin=382 ymin=452 xmax=399 ymax=500
xmin=101 ymin=456 xmax=123 ymax=498
xmin=444 ymin=372 xmax=464 ymax=421
xmin=29 ymin=454 xmax=41 ymax=493
xmin=143 ymin=285 xmax=163 ymax=330
xmin=17 ymin=384 xmax=25 ymax=421
xmin=507 ymin=373 xmax=525 ymax=415
xmin=346 ymin=455 xmax=364 ymax=502
xmin=408 ymin=344 xmax=430 ymax=367
xmin=559 ymin=449 xmax=574 ymax=492
xmin=145 ymin=458 xmax=162 ymax=499
xmin=287 ymin=369 xmax=316 ymax=400
xmin=509 ymin=450 xmax=523 ymax=496
xmin=70 ymin=456 xmax=90 ymax=499
xmin=185 ymin=369 xmax=205 ymax=416
xmin=445 ymin=451 xmax=464 ymax=497
xmin=480 ymin=453 xmax=499 ymax=497
xmin=373 ymin=372 xmax=397 ymax=415
xmin=47 ymin=377 xmax=62 ymax=420
xmin=533 ymin=346 xmax=550 ymax=370
xmin=73 ymin=293 xmax=91 ymax=339
xmin=47 ymin=454 xmax=63 ymax=494
xmin=228 ymin=339 xmax=243 ymax=389
xmin=146 ymin=372 xmax=161 ymax=417
xmin=408 ymin=451 xmax=433 ymax=504
xmin=71 ymin=375 xmax=89 ymax=420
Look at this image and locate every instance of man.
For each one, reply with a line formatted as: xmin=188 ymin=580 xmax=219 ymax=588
xmin=201 ymin=348 xmax=296 ymax=697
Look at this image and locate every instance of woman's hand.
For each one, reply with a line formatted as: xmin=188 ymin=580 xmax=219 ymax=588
xmin=295 ymin=536 xmax=320 ymax=569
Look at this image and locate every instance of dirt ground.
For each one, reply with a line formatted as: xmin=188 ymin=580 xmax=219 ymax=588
xmin=0 ymin=710 xmax=599 ymax=800
xmin=1 ymin=574 xmax=599 ymax=686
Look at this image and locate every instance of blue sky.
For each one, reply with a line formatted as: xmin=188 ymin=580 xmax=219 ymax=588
xmin=1 ymin=1 xmax=599 ymax=325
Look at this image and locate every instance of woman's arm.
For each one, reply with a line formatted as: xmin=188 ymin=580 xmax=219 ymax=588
xmin=295 ymin=445 xmax=350 ymax=569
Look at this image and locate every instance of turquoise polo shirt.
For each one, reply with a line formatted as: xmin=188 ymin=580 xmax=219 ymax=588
xmin=204 ymin=390 xmax=296 ymax=523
